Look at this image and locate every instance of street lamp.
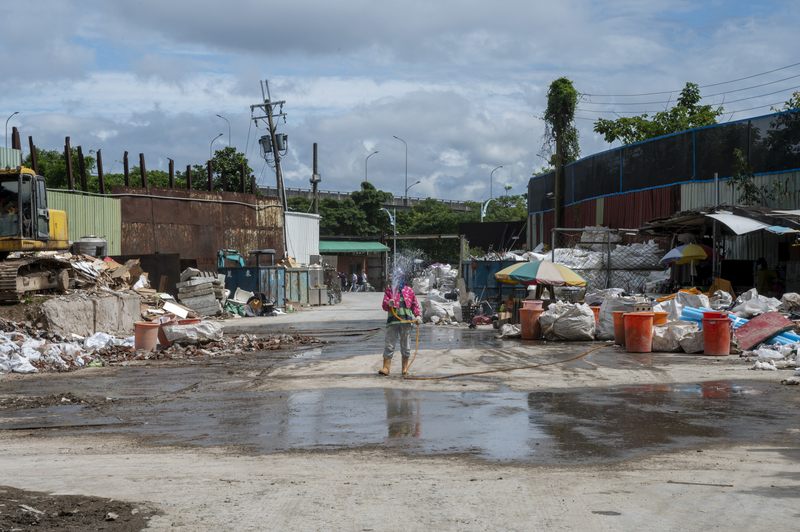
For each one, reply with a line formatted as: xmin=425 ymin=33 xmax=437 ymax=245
xmin=365 ymin=150 xmax=378 ymax=183
xmin=5 ymin=111 xmax=19 ymax=150
xmin=392 ymin=136 xmax=407 ymax=205
xmin=405 ymin=180 xmax=421 ymax=199
xmin=210 ymin=133 xmax=223 ymax=161
xmin=481 ymin=198 xmax=496 ymax=222
xmin=216 ymin=114 xmax=231 ymax=146
xmin=380 ymin=207 xmax=396 ymax=271
xmin=490 ymin=165 xmax=503 ymax=199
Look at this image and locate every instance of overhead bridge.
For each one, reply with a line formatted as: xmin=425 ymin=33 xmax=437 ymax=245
xmin=259 ymin=186 xmax=472 ymax=211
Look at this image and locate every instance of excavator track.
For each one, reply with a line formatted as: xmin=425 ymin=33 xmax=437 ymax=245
xmin=0 ymin=257 xmax=71 ymax=302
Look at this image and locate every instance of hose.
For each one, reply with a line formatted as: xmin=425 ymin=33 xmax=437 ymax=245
xmin=390 ymin=306 xmax=607 ymax=381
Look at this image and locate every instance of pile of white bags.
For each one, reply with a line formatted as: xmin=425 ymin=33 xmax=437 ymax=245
xmin=539 ymin=302 xmax=596 ymax=341
xmin=652 ymin=321 xmax=699 ymax=352
xmin=420 ymin=290 xmax=462 ymax=324
xmin=596 ymin=296 xmax=638 ymax=340
xmin=609 ymin=240 xmax=663 ymax=270
xmin=731 ymin=288 xmax=781 ymax=318
xmin=552 ymin=248 xmax=605 ymax=270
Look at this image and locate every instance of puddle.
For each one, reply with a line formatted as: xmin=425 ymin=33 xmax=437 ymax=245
xmin=0 ymin=405 xmax=122 ymax=430
xmin=31 ymin=379 xmax=798 ymax=465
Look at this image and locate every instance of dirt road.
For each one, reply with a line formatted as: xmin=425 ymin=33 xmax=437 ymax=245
xmin=1 ymin=292 xmax=798 ymax=530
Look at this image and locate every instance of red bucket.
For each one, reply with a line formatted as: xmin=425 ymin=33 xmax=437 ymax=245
xmin=702 ymin=317 xmax=731 ymax=356
xmin=624 ymin=312 xmax=654 ymax=353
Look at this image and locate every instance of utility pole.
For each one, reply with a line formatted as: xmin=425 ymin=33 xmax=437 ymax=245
xmin=311 ymin=143 xmax=320 ymax=214
xmin=251 ymin=80 xmax=288 ymax=211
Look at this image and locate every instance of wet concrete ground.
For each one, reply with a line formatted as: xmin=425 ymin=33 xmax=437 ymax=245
xmin=2 ymin=326 xmax=799 ymax=465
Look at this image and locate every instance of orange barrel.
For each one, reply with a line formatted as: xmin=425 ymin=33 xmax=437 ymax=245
xmin=653 ymin=311 xmax=668 ymax=326
xmin=703 ymin=311 xmax=727 ymax=319
xmin=520 ymin=308 xmax=544 ymax=340
xmin=702 ymin=317 xmax=731 ymax=356
xmin=590 ymin=306 xmax=601 ymax=323
xmin=624 ymin=312 xmax=655 ymax=353
xmin=523 ymin=300 xmax=543 ymax=310
xmin=134 ymin=322 xmax=160 ymax=351
xmin=156 ymin=314 xmax=177 ymax=347
xmin=613 ymin=311 xmax=627 ymax=345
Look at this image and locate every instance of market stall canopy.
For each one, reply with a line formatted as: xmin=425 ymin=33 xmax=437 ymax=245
xmin=318 ymin=241 xmax=390 ymax=253
xmin=495 ymin=260 xmax=588 ymax=287
xmin=640 ymin=205 xmax=800 ymax=237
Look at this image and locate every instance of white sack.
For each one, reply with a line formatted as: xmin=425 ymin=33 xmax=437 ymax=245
xmin=541 ymin=302 xmax=596 ymax=341
xmin=652 ymin=321 xmax=699 ymax=352
xmin=162 ymin=321 xmax=224 ymax=344
xmin=667 ymin=292 xmax=710 ymax=321
xmin=9 ymin=353 xmax=37 ymax=373
xmin=596 ymin=297 xmax=638 ymax=340
xmin=495 ymin=324 xmax=522 ymax=339
xmin=0 ymin=353 xmax=9 ymax=372
xmin=780 ymin=292 xmax=800 ymax=312
xmin=679 ymin=330 xmax=705 ymax=354
xmin=709 ymin=290 xmax=733 ymax=310
xmin=412 ymin=277 xmax=431 ymax=295
xmin=585 ymin=288 xmax=625 ymax=307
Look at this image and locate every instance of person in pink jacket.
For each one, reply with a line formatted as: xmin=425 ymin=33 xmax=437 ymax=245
xmin=379 ymin=268 xmax=420 ymax=376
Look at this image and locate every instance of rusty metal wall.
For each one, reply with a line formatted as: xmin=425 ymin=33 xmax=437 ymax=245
xmin=114 ymin=186 xmax=283 ymax=270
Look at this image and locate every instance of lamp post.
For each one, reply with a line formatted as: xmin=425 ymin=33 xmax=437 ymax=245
xmin=380 ymin=207 xmax=396 ymax=271
xmin=210 ymin=133 xmax=223 ymax=161
xmin=405 ymin=180 xmax=420 ymax=202
xmin=393 ymin=136 xmax=407 ymax=205
xmin=5 ymin=111 xmax=19 ymax=150
xmin=490 ymin=165 xmax=503 ymax=199
xmin=481 ymin=197 xmax=496 ymax=222
xmin=365 ymin=150 xmax=378 ymax=183
xmin=216 ymin=114 xmax=231 ymax=146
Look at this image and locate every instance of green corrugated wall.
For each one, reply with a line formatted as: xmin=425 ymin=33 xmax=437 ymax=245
xmin=48 ymin=191 xmax=122 ymax=255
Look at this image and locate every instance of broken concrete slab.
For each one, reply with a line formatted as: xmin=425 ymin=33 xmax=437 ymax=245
xmin=180 ymin=268 xmax=202 ymax=282
xmin=178 ymin=286 xmax=215 ymax=297
xmin=42 ymin=292 xmax=141 ymax=337
xmin=179 ymin=294 xmax=217 ymax=308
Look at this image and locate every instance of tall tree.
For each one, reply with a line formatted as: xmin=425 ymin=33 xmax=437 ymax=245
xmin=542 ymin=77 xmax=580 ymax=230
xmin=593 ymin=82 xmax=723 ymax=145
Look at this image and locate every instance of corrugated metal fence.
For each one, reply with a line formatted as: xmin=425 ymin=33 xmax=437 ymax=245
xmin=285 ymin=212 xmax=320 ymax=265
xmin=48 ymin=191 xmax=122 ymax=255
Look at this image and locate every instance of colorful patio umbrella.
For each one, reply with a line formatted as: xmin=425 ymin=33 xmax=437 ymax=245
xmin=661 ymin=244 xmax=712 ymax=265
xmin=494 ymin=260 xmax=588 ymax=287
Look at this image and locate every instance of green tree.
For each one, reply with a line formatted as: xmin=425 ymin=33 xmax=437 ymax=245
xmin=542 ymin=77 xmax=580 ymax=230
xmin=190 ymin=146 xmax=254 ymax=192
xmin=727 ymin=148 xmax=788 ymax=206
xmin=351 ymin=181 xmax=393 ymax=234
xmin=319 ymin=197 xmax=370 ymax=236
xmin=287 ymin=196 xmax=312 ymax=213
xmin=593 ymin=82 xmax=723 ymax=145
xmin=24 ymin=147 xmax=97 ymax=190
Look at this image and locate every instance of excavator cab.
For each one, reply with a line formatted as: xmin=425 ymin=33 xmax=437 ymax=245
xmin=0 ymin=171 xmax=50 ymax=242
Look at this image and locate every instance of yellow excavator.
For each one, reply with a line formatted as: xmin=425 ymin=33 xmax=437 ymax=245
xmin=0 ymin=166 xmax=71 ymax=301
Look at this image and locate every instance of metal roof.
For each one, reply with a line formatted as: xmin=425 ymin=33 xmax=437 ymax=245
xmin=318 ymin=241 xmax=390 ymax=254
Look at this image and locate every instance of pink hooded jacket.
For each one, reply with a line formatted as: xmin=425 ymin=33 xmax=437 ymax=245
xmin=382 ymin=286 xmax=420 ymax=317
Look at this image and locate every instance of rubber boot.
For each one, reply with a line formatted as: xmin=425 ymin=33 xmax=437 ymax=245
xmin=401 ymin=357 xmax=411 ymax=376
xmin=378 ymin=356 xmax=391 ymax=376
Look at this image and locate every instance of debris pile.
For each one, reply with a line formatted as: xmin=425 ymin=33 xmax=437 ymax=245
xmin=176 ymin=268 xmax=226 ymax=316
xmin=71 ymin=255 xmax=153 ymax=294
xmin=0 ymin=317 xmax=323 ymax=374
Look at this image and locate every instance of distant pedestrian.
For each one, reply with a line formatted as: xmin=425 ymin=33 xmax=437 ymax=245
xmin=351 ymin=272 xmax=358 ymax=292
xmin=362 ymin=271 xmax=369 ymax=291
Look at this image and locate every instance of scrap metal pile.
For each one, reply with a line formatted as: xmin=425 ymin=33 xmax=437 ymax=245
xmin=0 ymin=317 xmax=323 ymax=374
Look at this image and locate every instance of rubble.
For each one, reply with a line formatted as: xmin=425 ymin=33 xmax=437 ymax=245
xmin=177 ymin=269 xmax=226 ymax=316
xmin=0 ymin=317 xmax=324 ymax=374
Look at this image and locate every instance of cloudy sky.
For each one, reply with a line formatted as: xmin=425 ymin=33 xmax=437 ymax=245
xmin=3 ymin=0 xmax=798 ymax=202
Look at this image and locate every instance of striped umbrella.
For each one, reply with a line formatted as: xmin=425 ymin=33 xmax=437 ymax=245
xmin=661 ymin=244 xmax=712 ymax=265
xmin=494 ymin=260 xmax=588 ymax=287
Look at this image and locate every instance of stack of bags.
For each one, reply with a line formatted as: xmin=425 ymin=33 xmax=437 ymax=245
xmin=177 ymin=268 xmax=226 ymax=316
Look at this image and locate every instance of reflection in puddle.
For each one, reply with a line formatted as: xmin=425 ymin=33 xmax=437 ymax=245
xmin=41 ymin=379 xmax=794 ymax=465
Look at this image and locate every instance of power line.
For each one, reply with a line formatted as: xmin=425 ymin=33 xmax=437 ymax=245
xmin=583 ymin=60 xmax=800 ymax=97
xmin=583 ymin=73 xmax=800 ymax=106
xmin=575 ymin=99 xmax=790 ymax=122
